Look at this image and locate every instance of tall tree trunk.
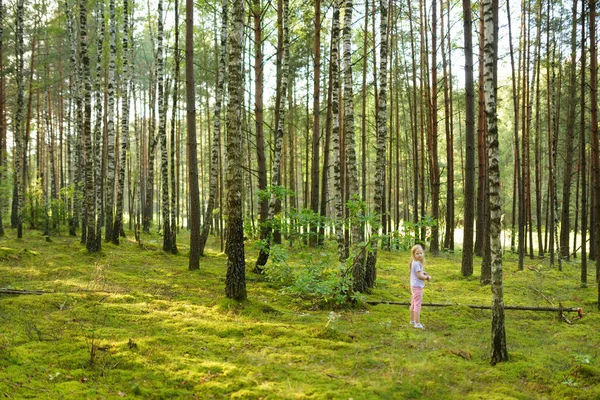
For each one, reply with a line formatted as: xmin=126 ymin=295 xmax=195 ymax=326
xmin=158 ymin=0 xmax=171 ymax=251
xmin=475 ymin=8 xmax=486 ymax=258
xmin=580 ymin=0 xmax=588 ymax=286
xmin=429 ymin=0 xmax=440 ymax=255
xmin=113 ymin=0 xmax=130 ymax=244
xmin=507 ymin=0 xmax=524 ymax=269
xmin=105 ymin=0 xmax=117 ymax=241
xmin=533 ymin=0 xmax=544 ymax=258
xmin=343 ymin=0 xmax=365 ymax=290
xmin=225 ymin=0 xmax=247 ymax=300
xmin=461 ymin=0 xmax=475 ymax=276
xmin=309 ymin=0 xmax=321 ymax=248
xmin=408 ymin=2 xmax=419 ymax=234
xmin=559 ymin=0 xmax=579 ymax=260
xmin=365 ymin=0 xmax=388 ymax=289
xmin=483 ymin=0 xmax=508 ymax=365
xmin=186 ymin=0 xmax=201 ymax=270
xmin=588 ymin=0 xmax=600 ymax=304
xmin=442 ymin=0 xmax=454 ymax=252
xmin=0 ymin=0 xmax=5 ymax=237
xmin=255 ymin=0 xmax=291 ymax=269
xmin=200 ymin=0 xmax=224 ymax=254
xmin=330 ymin=0 xmax=345 ymax=263
xmin=253 ymin=0 xmax=268 ymax=248
xmin=319 ymin=45 xmax=333 ymax=247
xmin=14 ymin=0 xmax=25 ymax=238
xmin=169 ymin=0 xmax=180 ymax=254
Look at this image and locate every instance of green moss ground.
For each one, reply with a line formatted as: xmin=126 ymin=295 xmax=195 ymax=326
xmin=0 ymin=230 xmax=598 ymax=399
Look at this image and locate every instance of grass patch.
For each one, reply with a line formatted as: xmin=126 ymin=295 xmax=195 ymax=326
xmin=0 ymin=228 xmax=598 ymax=399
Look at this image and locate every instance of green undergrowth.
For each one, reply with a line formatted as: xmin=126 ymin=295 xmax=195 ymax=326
xmin=0 ymin=229 xmax=598 ymax=399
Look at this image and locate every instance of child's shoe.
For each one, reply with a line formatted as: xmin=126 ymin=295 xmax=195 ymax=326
xmin=410 ymin=320 xmax=415 ymax=325
xmin=413 ymin=323 xmax=424 ymax=329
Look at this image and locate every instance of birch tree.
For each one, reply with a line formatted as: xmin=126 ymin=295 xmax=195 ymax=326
xmin=365 ymin=0 xmax=388 ymax=289
xmin=105 ymin=0 xmax=117 ymax=241
xmin=255 ymin=0 xmax=290 ymax=270
xmin=225 ymin=0 xmax=247 ymax=300
xmin=112 ymin=0 xmax=130 ymax=244
xmin=158 ymin=0 xmax=171 ymax=251
xmin=168 ymin=0 xmax=180 ymax=254
xmin=482 ymin=0 xmax=508 ymax=364
xmin=343 ymin=0 xmax=366 ymax=291
xmin=200 ymin=0 xmax=227 ymax=256
xmin=330 ymin=0 xmax=344 ymax=263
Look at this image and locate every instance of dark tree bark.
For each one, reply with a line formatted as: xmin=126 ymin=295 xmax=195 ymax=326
xmin=309 ymin=0 xmax=321 ymax=248
xmin=507 ymin=0 xmax=524 ymax=269
xmin=0 ymin=0 xmax=5 ymax=237
xmin=559 ymin=0 xmax=580 ymax=261
xmin=588 ymin=0 xmax=600 ymax=306
xmin=461 ymin=0 xmax=475 ymax=276
xmin=14 ymin=0 xmax=25 ymax=238
xmin=580 ymin=0 xmax=588 ymax=286
xmin=186 ymin=0 xmax=201 ymax=270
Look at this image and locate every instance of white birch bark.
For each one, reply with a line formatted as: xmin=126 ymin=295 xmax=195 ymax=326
xmin=105 ymin=0 xmax=117 ymax=241
xmin=331 ymin=0 xmax=345 ymax=263
xmin=255 ymin=0 xmax=290 ymax=269
xmin=225 ymin=0 xmax=247 ymax=300
xmin=365 ymin=0 xmax=388 ymax=288
xmin=482 ymin=0 xmax=508 ymax=365
xmin=113 ymin=0 xmax=130 ymax=244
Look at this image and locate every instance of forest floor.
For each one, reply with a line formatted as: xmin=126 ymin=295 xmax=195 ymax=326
xmin=0 ymin=229 xmax=599 ymax=399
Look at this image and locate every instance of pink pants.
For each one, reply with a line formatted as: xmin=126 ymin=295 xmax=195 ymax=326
xmin=410 ymin=287 xmax=423 ymax=313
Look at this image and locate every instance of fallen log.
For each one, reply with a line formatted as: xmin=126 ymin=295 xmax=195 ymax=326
xmin=366 ymin=300 xmax=583 ymax=317
xmin=0 ymin=288 xmax=48 ymax=295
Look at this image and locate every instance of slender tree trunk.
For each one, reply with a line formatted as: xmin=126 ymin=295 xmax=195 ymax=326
xmin=310 ymin=0 xmax=321 ymax=248
xmin=533 ymin=0 xmax=544 ymax=258
xmin=186 ymin=0 xmax=201 ymax=270
xmin=0 ymin=0 xmax=5 ymax=237
xmin=461 ymin=0 xmax=475 ymax=276
xmin=475 ymin=9 xmax=486 ymax=257
xmin=255 ymin=0 xmax=290 ymax=269
xmin=105 ymin=0 xmax=117 ymax=241
xmin=483 ymin=0 xmax=508 ymax=365
xmin=342 ymin=0 xmax=365 ymax=290
xmin=319 ymin=48 xmax=333 ymax=247
xmin=168 ymin=0 xmax=180 ymax=253
xmin=113 ymin=0 xmax=130 ymax=244
xmin=157 ymin=0 xmax=171 ymax=250
xmin=225 ymin=0 xmax=247 ymax=300
xmin=330 ymin=0 xmax=345 ymax=263
xmin=408 ymin=2 xmax=419 ymax=234
xmin=506 ymin=0 xmax=524 ymax=269
xmin=559 ymin=0 xmax=579 ymax=260
xmin=442 ymin=0 xmax=454 ymax=252
xmin=428 ymin=0 xmax=440 ymax=255
xmin=365 ymin=0 xmax=388 ymax=289
xmin=588 ymin=0 xmax=600 ymax=305
xmin=580 ymin=0 xmax=588 ymax=285
xmin=14 ymin=0 xmax=25 ymax=238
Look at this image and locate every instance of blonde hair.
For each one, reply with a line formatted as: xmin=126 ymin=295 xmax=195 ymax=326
xmin=408 ymin=244 xmax=425 ymax=271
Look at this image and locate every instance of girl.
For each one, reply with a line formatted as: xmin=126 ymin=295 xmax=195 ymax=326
xmin=409 ymin=244 xmax=431 ymax=329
